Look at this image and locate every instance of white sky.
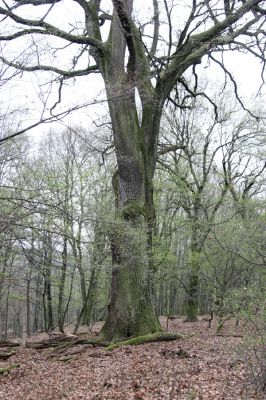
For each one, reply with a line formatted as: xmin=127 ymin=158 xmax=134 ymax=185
xmin=0 ymin=0 xmax=265 ymax=145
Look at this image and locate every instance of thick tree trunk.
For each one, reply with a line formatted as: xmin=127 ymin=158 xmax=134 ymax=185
xmin=99 ymin=135 xmax=162 ymax=341
xmin=98 ymin=31 xmax=164 ymax=340
xmin=100 ymin=218 xmax=162 ymax=341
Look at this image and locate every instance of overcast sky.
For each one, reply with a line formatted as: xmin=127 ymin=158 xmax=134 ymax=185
xmin=1 ymin=0 xmax=265 ymax=145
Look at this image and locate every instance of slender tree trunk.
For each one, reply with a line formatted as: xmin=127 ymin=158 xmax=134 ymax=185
xmin=185 ymin=202 xmax=203 ymax=322
xmin=77 ymin=262 xmax=89 ymax=325
xmin=58 ymin=236 xmax=67 ymax=332
xmin=33 ymin=274 xmax=42 ymax=332
xmin=26 ymin=278 xmax=31 ymax=336
xmin=46 ymin=273 xmax=53 ymax=330
xmin=71 ymin=239 xmax=89 ymax=325
xmin=185 ymin=238 xmax=202 ymax=322
xmin=44 ymin=236 xmax=54 ymax=331
xmin=43 ymin=282 xmax=47 ymax=332
xmin=21 ymin=305 xmax=27 ymax=348
xmin=3 ymin=284 xmax=11 ymax=339
xmin=73 ymin=267 xmax=97 ymax=334
xmin=186 ymin=269 xmax=199 ymax=322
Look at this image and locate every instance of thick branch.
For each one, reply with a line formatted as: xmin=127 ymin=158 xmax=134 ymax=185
xmin=157 ymin=0 xmax=266 ymax=101
xmin=0 ymin=7 xmax=105 ymax=50
xmin=150 ymin=0 xmax=159 ymax=57
xmin=0 ymin=56 xmax=98 ymax=77
xmin=111 ymin=0 xmax=153 ymax=99
xmin=157 ymin=144 xmax=186 ymax=156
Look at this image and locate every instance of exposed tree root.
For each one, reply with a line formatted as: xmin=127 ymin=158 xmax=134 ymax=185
xmin=0 ymin=341 xmax=20 ymax=348
xmin=45 ymin=340 xmax=80 ymax=354
xmin=49 ymin=345 xmax=91 ymax=358
xmin=56 ymin=356 xmax=75 ymax=363
xmin=0 ymin=364 xmax=19 ymax=375
xmin=106 ymin=332 xmax=182 ymax=350
xmin=0 ymin=350 xmax=17 ymax=360
xmin=79 ymin=338 xmax=110 ymax=347
xmin=26 ymin=334 xmax=78 ymax=349
xmin=25 ymin=331 xmax=184 ymax=353
xmin=1 ymin=331 xmax=183 ymax=361
xmin=44 ymin=337 xmax=110 ymax=357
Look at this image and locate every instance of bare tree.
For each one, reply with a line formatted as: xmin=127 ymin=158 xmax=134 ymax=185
xmin=158 ymin=98 xmax=265 ymax=321
xmin=0 ymin=0 xmax=265 ymax=340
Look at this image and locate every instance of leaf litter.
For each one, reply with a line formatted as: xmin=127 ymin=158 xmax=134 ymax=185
xmin=0 ymin=317 xmax=263 ymax=400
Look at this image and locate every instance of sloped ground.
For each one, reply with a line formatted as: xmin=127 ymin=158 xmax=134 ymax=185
xmin=0 ymin=317 xmax=263 ymax=400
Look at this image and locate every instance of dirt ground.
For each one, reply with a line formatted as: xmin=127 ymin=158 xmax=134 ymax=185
xmin=0 ymin=317 xmax=264 ymax=400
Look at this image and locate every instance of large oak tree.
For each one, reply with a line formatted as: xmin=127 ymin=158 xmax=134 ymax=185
xmin=0 ymin=0 xmax=265 ymax=340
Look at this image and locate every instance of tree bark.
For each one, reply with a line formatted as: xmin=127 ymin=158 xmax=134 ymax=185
xmin=101 ymin=216 xmax=162 ymax=341
xmin=58 ymin=236 xmax=67 ymax=333
xmin=99 ymin=116 xmax=162 ymax=341
xmin=185 ymin=232 xmax=202 ymax=322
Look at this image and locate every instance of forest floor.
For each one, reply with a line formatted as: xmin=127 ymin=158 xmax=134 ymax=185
xmin=0 ymin=317 xmax=264 ymax=400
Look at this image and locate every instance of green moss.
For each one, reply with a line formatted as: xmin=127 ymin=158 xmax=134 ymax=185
xmin=106 ymin=332 xmax=182 ymax=350
xmin=122 ymin=200 xmax=145 ymax=221
xmin=0 ymin=364 xmax=19 ymax=375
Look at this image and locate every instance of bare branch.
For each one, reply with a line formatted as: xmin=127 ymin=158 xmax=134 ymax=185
xmin=0 ymin=56 xmax=99 ymax=78
xmin=209 ymin=54 xmax=260 ymax=120
xmin=0 ymin=7 xmax=105 ymax=50
xmin=150 ymin=0 xmax=159 ymax=57
xmin=157 ymin=144 xmax=186 ymax=156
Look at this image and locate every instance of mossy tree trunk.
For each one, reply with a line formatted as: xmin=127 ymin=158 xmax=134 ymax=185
xmin=99 ymin=77 xmax=163 ymax=341
xmin=101 ymin=218 xmax=162 ymax=341
xmin=96 ymin=6 xmax=164 ymax=341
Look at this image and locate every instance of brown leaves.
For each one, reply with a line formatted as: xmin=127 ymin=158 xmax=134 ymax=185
xmin=160 ymin=347 xmax=191 ymax=359
xmin=0 ymin=318 xmax=263 ymax=399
